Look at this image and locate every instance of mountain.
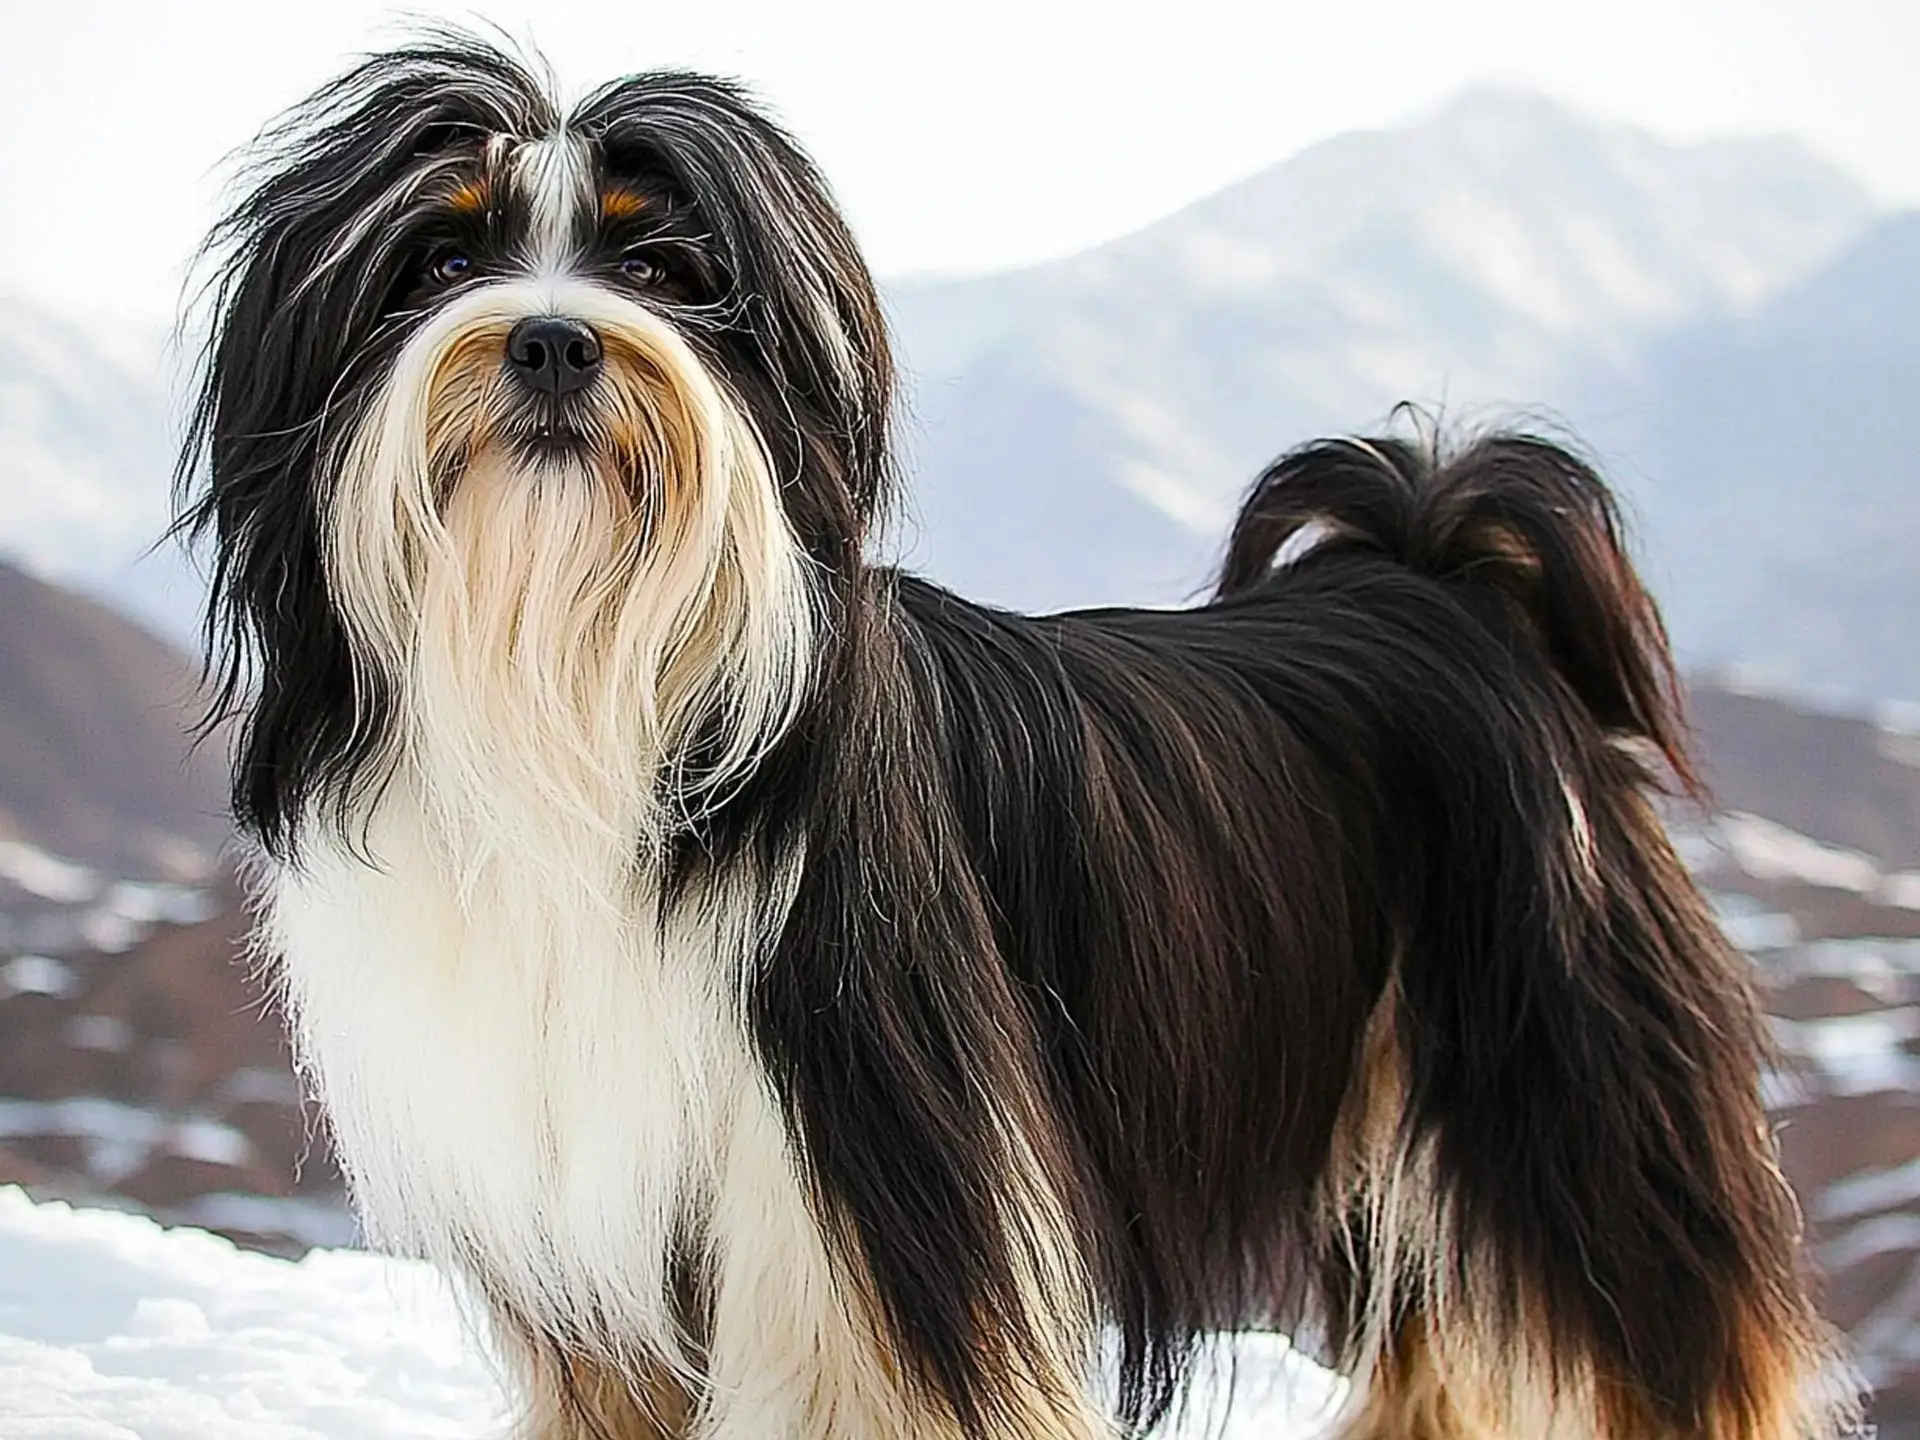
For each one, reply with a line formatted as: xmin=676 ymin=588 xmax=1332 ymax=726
xmin=0 ymin=558 xmax=337 ymax=1257
xmin=0 ymin=861 xmax=349 ymax=1256
xmin=1690 ymin=674 xmax=1920 ymax=872
xmin=1577 ymin=214 xmax=1920 ymax=705
xmin=885 ymin=88 xmax=1878 ymax=612
xmin=0 ymin=560 xmax=227 ymax=880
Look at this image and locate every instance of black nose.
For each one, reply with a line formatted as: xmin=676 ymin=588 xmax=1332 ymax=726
xmin=505 ymin=316 xmax=603 ymax=396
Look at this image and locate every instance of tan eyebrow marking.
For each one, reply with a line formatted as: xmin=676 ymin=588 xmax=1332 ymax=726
xmin=447 ymin=180 xmax=491 ymax=214
xmin=601 ymin=187 xmax=649 ymax=221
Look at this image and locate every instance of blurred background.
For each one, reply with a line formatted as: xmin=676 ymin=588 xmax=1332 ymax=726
xmin=2 ymin=0 xmax=1917 ymax=1429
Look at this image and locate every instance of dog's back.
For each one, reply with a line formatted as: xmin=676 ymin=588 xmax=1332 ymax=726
xmin=834 ymin=432 xmax=1852 ymax=1437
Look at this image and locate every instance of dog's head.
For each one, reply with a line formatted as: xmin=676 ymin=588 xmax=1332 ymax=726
xmin=184 ymin=35 xmax=893 ymax=858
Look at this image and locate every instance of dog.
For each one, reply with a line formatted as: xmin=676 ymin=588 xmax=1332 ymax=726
xmin=181 ymin=33 xmax=1850 ymax=1440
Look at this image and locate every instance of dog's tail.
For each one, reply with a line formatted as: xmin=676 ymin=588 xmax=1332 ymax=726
xmin=1219 ymin=430 xmax=1854 ymax=1438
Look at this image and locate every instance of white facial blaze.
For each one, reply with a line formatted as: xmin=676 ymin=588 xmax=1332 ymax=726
xmin=515 ymin=132 xmax=591 ymax=273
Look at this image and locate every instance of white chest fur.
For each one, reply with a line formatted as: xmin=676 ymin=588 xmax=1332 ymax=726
xmin=265 ymin=784 xmax=792 ymax=1364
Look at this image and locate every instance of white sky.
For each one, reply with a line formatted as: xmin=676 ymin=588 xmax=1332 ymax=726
xmin=2 ymin=0 xmax=1915 ymax=326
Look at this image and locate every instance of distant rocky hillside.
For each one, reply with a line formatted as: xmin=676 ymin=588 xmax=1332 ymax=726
xmin=0 ymin=560 xmax=226 ymax=880
xmin=0 ymin=841 xmax=347 ymax=1256
xmin=1671 ymin=680 xmax=1920 ymax=1434
xmin=1691 ymin=676 xmax=1920 ymax=873
xmin=0 ymin=568 xmax=327 ymax=1255
xmin=887 ymin=88 xmax=1877 ymax=614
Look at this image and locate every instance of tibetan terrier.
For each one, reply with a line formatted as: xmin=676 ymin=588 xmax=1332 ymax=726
xmin=183 ymin=34 xmax=1849 ymax=1440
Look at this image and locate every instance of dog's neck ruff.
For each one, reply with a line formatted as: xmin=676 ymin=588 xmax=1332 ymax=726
xmin=270 ymin=774 xmax=823 ymax=1373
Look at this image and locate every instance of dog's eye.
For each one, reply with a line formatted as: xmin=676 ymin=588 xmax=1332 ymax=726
xmin=620 ymin=253 xmax=666 ymax=287
xmin=428 ymin=251 xmax=474 ymax=286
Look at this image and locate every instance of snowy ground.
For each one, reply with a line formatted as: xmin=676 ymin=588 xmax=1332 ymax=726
xmin=0 ymin=1187 xmax=1341 ymax=1438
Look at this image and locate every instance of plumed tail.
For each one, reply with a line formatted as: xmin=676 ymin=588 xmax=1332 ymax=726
xmin=1222 ymin=430 xmax=1690 ymax=785
xmin=1222 ymin=431 xmax=1855 ymax=1437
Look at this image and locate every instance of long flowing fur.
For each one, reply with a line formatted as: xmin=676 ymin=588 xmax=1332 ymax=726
xmin=185 ymin=33 xmax=1853 ymax=1440
xmin=327 ymin=276 xmax=816 ymax=872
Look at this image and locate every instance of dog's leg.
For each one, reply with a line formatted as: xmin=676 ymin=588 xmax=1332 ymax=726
xmin=1321 ymin=975 xmax=1845 ymax=1440
xmin=496 ymin=1312 xmax=699 ymax=1440
xmin=695 ymin=1075 xmax=1108 ymax=1440
xmin=1336 ymin=1316 xmax=1471 ymax=1440
xmin=1322 ymin=985 xmax=1489 ymax=1440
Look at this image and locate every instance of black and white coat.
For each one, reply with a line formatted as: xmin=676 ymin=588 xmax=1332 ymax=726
xmin=185 ymin=34 xmax=1848 ymax=1440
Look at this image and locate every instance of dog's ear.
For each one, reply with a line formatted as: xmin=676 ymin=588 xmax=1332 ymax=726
xmin=573 ymin=75 xmax=898 ymax=536
xmin=184 ymin=40 xmax=552 ymax=519
xmin=176 ymin=38 xmax=554 ymax=857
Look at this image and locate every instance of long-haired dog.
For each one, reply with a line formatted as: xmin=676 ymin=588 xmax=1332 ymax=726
xmin=182 ymin=34 xmax=1851 ymax=1440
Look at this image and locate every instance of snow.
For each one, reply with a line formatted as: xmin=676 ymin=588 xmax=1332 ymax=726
xmin=1716 ymin=811 xmax=1883 ymax=894
xmin=1822 ymin=1155 xmax=1920 ymax=1225
xmin=0 ymin=845 xmax=99 ymax=907
xmin=0 ymin=1187 xmax=1342 ymax=1438
xmin=1767 ymin=937 xmax=1920 ymax=988
xmin=64 ymin=1017 xmax=133 ymax=1055
xmin=1706 ymin=890 xmax=1801 ymax=952
xmin=0 ymin=1187 xmax=503 ymax=1440
xmin=1 ymin=957 xmax=78 ymax=1000
xmin=0 ymin=837 xmax=216 ymax=962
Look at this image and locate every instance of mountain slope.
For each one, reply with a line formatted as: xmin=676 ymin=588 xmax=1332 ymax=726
xmin=0 ymin=560 xmax=226 ymax=879
xmin=1691 ymin=674 xmax=1920 ymax=871
xmin=886 ymin=88 xmax=1876 ymax=612
xmin=0 ymin=92 xmax=1903 ymax=696
xmin=1581 ymin=213 xmax=1920 ymax=704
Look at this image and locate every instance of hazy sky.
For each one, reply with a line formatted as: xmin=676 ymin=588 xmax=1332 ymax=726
xmin=3 ymin=0 xmax=1914 ymax=325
